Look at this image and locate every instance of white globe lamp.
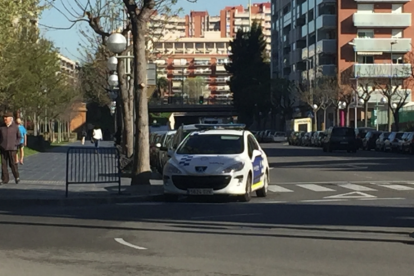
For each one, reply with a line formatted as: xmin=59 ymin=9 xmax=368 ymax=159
xmin=107 ymin=33 xmax=127 ymax=54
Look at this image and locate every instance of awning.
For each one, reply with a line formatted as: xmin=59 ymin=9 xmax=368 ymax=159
xmin=357 ymin=51 xmax=383 ymax=56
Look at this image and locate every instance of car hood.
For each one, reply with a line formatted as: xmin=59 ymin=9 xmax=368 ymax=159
xmin=171 ymin=154 xmax=244 ymax=174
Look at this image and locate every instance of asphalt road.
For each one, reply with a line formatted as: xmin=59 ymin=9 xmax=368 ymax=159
xmin=264 ymin=143 xmax=414 ymax=204
xmin=1 ymin=143 xmax=414 ymax=275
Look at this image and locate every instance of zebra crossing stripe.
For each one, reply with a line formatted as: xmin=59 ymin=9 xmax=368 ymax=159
xmin=268 ymin=185 xmax=293 ymax=193
xmin=296 ymin=184 xmax=335 ymax=192
xmin=338 ymin=183 xmax=377 ymax=191
xmin=378 ymin=184 xmax=414 ymax=191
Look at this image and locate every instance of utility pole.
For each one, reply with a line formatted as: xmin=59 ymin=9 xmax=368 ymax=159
xmin=248 ymin=0 xmax=252 ymax=28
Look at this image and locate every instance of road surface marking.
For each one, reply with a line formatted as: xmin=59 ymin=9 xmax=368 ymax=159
xmin=297 ymin=184 xmax=335 ymax=192
xmin=378 ymin=185 xmax=414 ymax=191
xmin=324 ymin=191 xmax=376 ymax=199
xmin=191 ymin=213 xmax=260 ymax=219
xmin=358 ymin=197 xmax=405 ymax=201
xmin=301 ymin=199 xmax=347 ymax=203
xmin=269 ymin=167 xmax=274 ymax=170
xmin=268 ymin=185 xmax=293 ymax=193
xmin=114 ymin=238 xmax=147 ymax=250
xmin=338 ymin=183 xmax=377 ymax=191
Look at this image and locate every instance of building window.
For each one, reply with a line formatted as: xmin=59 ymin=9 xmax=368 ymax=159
xmin=357 ymin=56 xmax=374 ymax=64
xmin=392 ymin=54 xmax=403 ymax=64
xmin=357 ymin=4 xmax=373 ymax=13
xmin=392 ymin=29 xmax=403 ymax=38
xmin=392 ymin=4 xmax=402 ymax=13
xmin=357 ymin=29 xmax=374 ymax=38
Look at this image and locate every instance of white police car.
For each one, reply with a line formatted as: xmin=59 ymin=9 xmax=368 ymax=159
xmin=163 ymin=124 xmax=270 ymax=202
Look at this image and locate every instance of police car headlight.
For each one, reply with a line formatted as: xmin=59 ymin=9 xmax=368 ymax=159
xmin=222 ymin=162 xmax=245 ymax=173
xmin=164 ymin=163 xmax=182 ymax=174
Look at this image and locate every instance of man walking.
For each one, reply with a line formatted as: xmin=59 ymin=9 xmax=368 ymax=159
xmin=16 ymin=118 xmax=27 ymax=165
xmin=0 ymin=112 xmax=21 ymax=185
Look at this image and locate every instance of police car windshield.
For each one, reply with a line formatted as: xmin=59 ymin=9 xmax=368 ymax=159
xmin=176 ymin=134 xmax=244 ymax=155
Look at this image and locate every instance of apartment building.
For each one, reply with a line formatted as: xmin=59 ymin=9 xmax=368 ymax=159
xmin=338 ymin=0 xmax=414 ymax=105
xmin=58 ymin=54 xmax=78 ymax=75
xmin=153 ymin=31 xmax=231 ymax=101
xmin=271 ymin=0 xmax=337 ymax=82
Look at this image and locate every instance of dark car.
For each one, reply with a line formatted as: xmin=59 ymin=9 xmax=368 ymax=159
xmin=322 ymin=127 xmax=357 ymax=153
xmin=362 ymin=131 xmax=382 ymax=151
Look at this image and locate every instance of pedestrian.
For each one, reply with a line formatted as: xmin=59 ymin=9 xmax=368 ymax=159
xmin=92 ymin=125 xmax=103 ymax=150
xmin=0 ymin=112 xmax=21 ymax=185
xmin=81 ymin=127 xmax=87 ymax=145
xmin=15 ymin=118 xmax=27 ymax=165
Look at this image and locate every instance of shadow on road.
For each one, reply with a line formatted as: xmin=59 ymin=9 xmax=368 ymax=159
xmin=1 ymin=201 xmax=414 ymax=245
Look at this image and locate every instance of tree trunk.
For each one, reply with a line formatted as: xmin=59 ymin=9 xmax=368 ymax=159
xmin=313 ymin=110 xmax=318 ymax=131
xmin=346 ymin=106 xmax=350 ymax=127
xmin=33 ymin=113 xmax=38 ymax=136
xmin=364 ymin=102 xmax=368 ymax=127
xmin=388 ymin=105 xmax=393 ymax=132
xmin=393 ymin=109 xmax=400 ymax=131
xmin=323 ymin=108 xmax=327 ymax=131
xmin=117 ymin=58 xmax=134 ymax=157
xmin=336 ymin=107 xmax=339 ymax=126
xmin=130 ymin=12 xmax=151 ymax=185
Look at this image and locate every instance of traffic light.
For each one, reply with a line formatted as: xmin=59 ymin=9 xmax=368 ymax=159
xmin=199 ymin=96 xmax=204 ymax=104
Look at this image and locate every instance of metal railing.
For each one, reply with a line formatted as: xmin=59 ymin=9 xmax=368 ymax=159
xmin=65 ymin=147 xmax=121 ymax=197
xmin=149 ymin=97 xmax=233 ymax=106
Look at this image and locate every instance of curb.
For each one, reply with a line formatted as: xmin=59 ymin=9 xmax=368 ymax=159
xmin=0 ymin=193 xmax=165 ymax=208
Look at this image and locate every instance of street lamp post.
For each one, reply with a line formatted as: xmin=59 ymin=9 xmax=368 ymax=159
xmin=389 ymin=41 xmax=398 ymax=131
xmin=107 ymin=33 xmax=127 ymax=146
xmin=312 ymin=104 xmax=318 ymax=131
xmin=338 ymin=101 xmax=347 ymax=126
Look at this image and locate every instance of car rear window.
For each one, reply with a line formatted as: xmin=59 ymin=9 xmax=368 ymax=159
xmin=332 ymin=128 xmax=355 ymax=137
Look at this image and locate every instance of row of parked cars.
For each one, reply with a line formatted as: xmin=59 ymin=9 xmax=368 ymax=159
xmin=251 ymin=130 xmax=288 ymax=143
xmin=288 ymin=126 xmax=414 ymax=154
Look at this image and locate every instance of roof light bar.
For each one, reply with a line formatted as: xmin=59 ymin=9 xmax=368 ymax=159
xmin=194 ymin=124 xmax=246 ymax=130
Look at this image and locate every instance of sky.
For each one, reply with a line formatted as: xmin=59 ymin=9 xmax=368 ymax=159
xmin=39 ymin=0 xmax=252 ymax=62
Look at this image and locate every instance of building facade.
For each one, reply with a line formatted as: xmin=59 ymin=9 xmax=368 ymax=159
xmin=150 ymin=3 xmax=270 ymax=102
xmin=271 ymin=0 xmax=414 ymax=127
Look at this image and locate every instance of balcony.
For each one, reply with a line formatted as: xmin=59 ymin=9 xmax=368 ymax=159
xmin=302 ymin=44 xmax=315 ymax=59
xmin=353 ymin=63 xmax=412 ymax=78
xmin=352 ymin=38 xmax=411 ymax=53
xmin=316 ymin=15 xmax=336 ymax=29
xmin=316 ymin=39 xmax=336 ymax=55
xmin=353 ymin=13 xmax=411 ymax=28
xmin=317 ymin=64 xmax=336 ymax=76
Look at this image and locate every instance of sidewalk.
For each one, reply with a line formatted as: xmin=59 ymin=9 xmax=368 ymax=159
xmin=0 ymin=141 xmax=164 ymax=207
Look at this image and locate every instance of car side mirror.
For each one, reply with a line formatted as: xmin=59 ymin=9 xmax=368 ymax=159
xmin=156 ymin=143 xmax=161 ymax=148
xmin=167 ymin=149 xmax=175 ymax=158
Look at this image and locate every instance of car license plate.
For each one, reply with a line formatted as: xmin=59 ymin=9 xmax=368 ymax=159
xmin=187 ymin=189 xmax=214 ymax=195
xmin=340 ymin=142 xmax=348 ymax=144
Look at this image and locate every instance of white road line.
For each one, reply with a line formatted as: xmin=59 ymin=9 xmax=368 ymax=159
xmin=358 ymin=197 xmax=405 ymax=201
xmin=301 ymin=199 xmax=347 ymax=203
xmin=338 ymin=183 xmax=377 ymax=191
xmin=268 ymin=185 xmax=293 ymax=193
xmin=297 ymin=184 xmax=335 ymax=192
xmin=114 ymin=238 xmax=147 ymax=250
xmin=378 ymin=185 xmax=414 ymax=191
xmin=269 ymin=167 xmax=274 ymax=170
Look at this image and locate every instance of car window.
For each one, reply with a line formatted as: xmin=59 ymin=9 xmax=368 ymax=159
xmin=332 ymin=128 xmax=355 ymax=137
xmin=176 ymin=134 xmax=244 ymax=155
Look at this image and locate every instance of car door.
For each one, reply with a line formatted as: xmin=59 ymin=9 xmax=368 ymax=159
xmin=247 ymin=135 xmax=264 ymax=185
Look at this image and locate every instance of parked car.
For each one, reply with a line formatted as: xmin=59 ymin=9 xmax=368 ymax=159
xmin=322 ymin=127 xmax=357 ymax=153
xmin=271 ymin=132 xmax=287 ymax=143
xmin=383 ymin=132 xmax=403 ymax=152
xmin=375 ymin=132 xmax=390 ymax=151
xmin=362 ymin=131 xmax=382 ymax=151
xmin=355 ymin=127 xmax=376 ymax=149
xmin=402 ymin=132 xmax=414 ymax=154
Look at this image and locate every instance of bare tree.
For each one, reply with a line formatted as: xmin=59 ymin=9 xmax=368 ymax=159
xmin=52 ymin=0 xmax=191 ymax=184
xmin=352 ymin=77 xmax=376 ymax=128
xmin=374 ymin=78 xmax=411 ymax=131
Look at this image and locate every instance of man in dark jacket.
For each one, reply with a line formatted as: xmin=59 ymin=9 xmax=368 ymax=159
xmin=0 ymin=112 xmax=21 ymax=184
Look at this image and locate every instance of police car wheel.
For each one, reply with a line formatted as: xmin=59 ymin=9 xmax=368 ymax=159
xmin=240 ymin=175 xmax=252 ymax=202
xmin=256 ymin=173 xmax=268 ymax=198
